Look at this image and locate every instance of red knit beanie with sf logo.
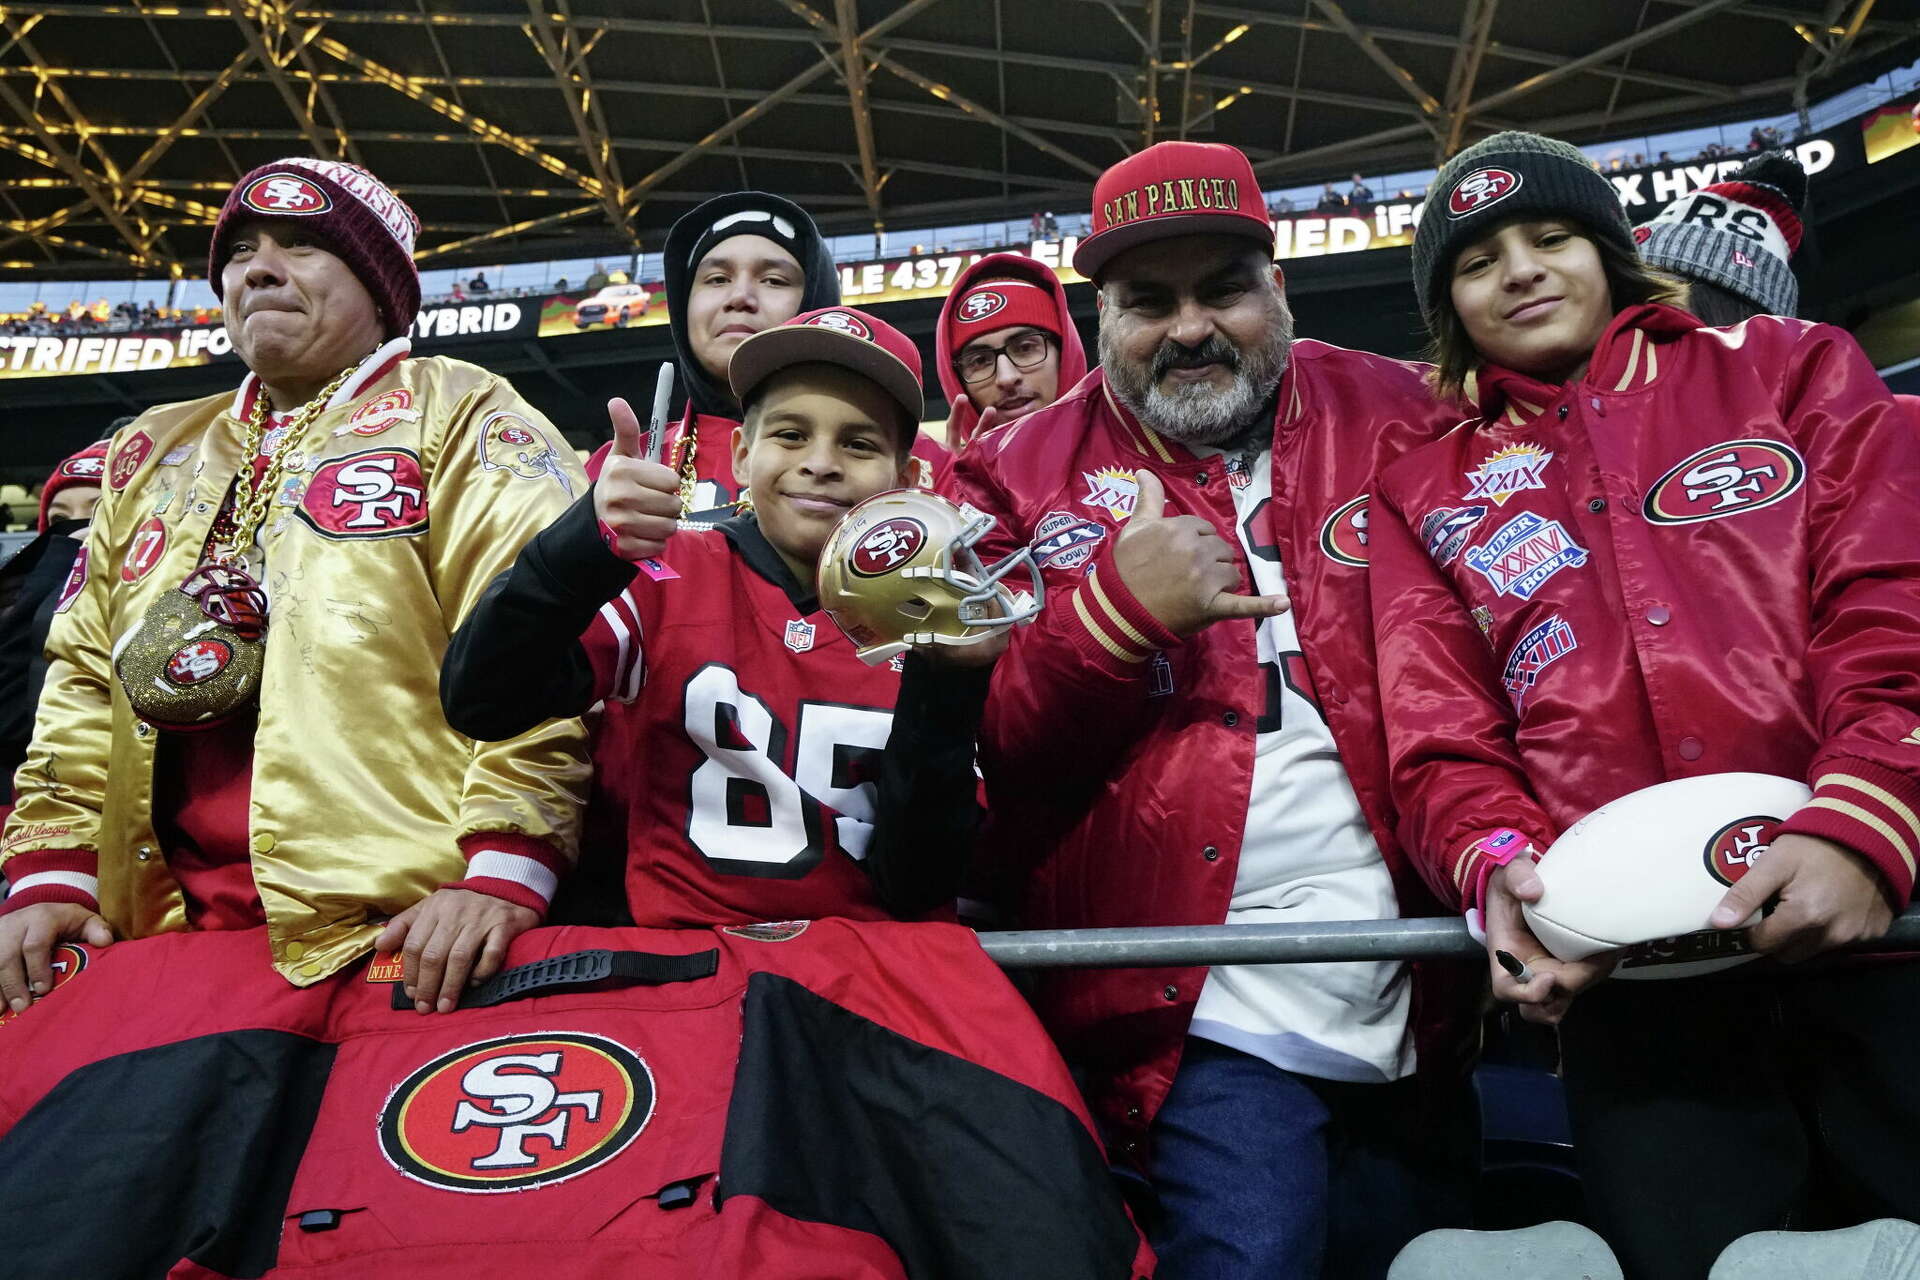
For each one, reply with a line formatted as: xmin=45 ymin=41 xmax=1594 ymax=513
xmin=207 ymin=158 xmax=422 ymax=339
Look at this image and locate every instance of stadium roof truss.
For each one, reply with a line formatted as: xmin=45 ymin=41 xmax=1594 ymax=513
xmin=0 ymin=0 xmax=1914 ymax=278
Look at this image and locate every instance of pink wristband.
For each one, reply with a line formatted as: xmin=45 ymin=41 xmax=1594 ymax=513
xmin=598 ymin=518 xmax=680 ymax=579
xmin=1465 ymin=828 xmax=1538 ymax=942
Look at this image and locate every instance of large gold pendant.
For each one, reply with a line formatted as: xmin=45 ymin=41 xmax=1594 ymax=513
xmin=114 ymin=564 xmax=269 ymax=731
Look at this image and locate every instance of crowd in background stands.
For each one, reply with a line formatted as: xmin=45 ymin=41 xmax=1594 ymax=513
xmin=0 ymin=481 xmax=43 ymax=533
xmin=0 ymin=115 xmax=1819 ymax=344
xmin=0 ymin=298 xmax=219 ymax=337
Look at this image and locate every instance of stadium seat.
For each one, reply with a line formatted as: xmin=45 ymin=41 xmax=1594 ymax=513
xmin=1389 ymin=1221 xmax=1622 ymax=1280
xmin=1710 ymin=1219 xmax=1920 ymax=1279
xmin=1472 ymin=1059 xmax=1587 ymax=1229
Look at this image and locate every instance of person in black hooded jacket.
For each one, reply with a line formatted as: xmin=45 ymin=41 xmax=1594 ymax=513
xmin=586 ymin=191 xmax=946 ymax=517
xmin=587 ymin=192 xmax=839 ymax=516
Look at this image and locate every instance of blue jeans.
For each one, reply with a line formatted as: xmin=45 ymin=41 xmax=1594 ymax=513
xmin=1141 ymin=1038 xmax=1472 ymax=1280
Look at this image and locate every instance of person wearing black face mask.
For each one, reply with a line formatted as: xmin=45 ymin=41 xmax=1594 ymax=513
xmin=0 ymin=437 xmax=113 ymax=811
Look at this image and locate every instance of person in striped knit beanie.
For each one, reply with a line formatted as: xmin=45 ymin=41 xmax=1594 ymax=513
xmin=1636 ymin=150 xmax=1807 ymax=324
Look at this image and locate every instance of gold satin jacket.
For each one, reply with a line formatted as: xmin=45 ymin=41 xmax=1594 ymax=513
xmin=1 ymin=341 xmax=591 ymax=984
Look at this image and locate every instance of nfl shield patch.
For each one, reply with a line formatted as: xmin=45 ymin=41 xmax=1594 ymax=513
xmin=784 ymin=619 xmax=816 ymax=653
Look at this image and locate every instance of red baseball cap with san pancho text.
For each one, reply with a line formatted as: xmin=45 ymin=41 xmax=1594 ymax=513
xmin=1073 ymin=141 xmax=1274 ymax=280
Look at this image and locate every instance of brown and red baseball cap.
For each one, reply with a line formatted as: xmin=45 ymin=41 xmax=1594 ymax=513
xmin=729 ymin=307 xmax=924 ymax=433
xmin=1073 ymin=141 xmax=1275 ymax=280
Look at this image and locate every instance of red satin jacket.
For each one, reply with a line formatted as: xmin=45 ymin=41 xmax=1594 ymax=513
xmin=1370 ymin=305 xmax=1920 ymax=914
xmin=943 ymin=345 xmax=1472 ymax=1170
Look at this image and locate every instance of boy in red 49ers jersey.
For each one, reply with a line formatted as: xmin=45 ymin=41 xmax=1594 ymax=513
xmin=443 ymin=308 xmax=987 ymax=928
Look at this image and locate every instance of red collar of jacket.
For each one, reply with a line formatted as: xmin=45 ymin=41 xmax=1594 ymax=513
xmin=1471 ymin=302 xmax=1703 ymax=426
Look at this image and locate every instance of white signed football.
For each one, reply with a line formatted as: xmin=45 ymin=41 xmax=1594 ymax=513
xmin=1522 ymin=772 xmax=1810 ymax=980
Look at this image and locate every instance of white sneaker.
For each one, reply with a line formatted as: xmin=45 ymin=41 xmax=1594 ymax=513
xmin=1710 ymin=1219 xmax=1920 ymax=1280
xmin=1389 ymin=1221 xmax=1623 ymax=1280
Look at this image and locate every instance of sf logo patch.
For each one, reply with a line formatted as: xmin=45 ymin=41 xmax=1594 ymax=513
xmin=849 ymin=516 xmax=927 ymax=577
xmin=379 ymin=1033 xmax=654 ymax=1193
xmin=1318 ymin=495 xmax=1369 ymax=567
xmin=0 ymin=943 xmax=87 ymax=1028
xmin=805 ymin=310 xmax=872 ymax=340
xmin=1704 ymin=815 xmax=1784 ymax=887
xmin=163 ymin=638 xmax=232 ymax=687
xmin=297 ymin=449 xmax=429 ymax=540
xmin=957 ymin=289 xmax=1007 ymax=322
xmin=1447 ymin=167 xmax=1521 ymax=218
xmin=240 ymin=173 xmax=331 ymax=216
xmin=1642 ymin=439 xmax=1804 ymax=525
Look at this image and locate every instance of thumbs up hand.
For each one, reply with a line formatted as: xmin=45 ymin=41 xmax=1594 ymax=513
xmin=1110 ymin=470 xmax=1289 ymax=638
xmin=594 ymin=396 xmax=681 ymax=563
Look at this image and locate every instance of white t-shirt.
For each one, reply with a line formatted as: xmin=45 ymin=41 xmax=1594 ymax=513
xmin=1186 ymin=441 xmax=1415 ymax=1083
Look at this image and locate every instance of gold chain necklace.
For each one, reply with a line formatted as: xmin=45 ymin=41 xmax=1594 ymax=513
xmin=214 ymin=362 xmax=358 ymax=567
xmin=671 ymin=417 xmax=700 ymax=516
xmin=112 ymin=357 xmax=361 ymax=730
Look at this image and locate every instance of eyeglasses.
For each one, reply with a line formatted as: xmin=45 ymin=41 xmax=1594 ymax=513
xmin=953 ymin=330 xmax=1053 ymax=384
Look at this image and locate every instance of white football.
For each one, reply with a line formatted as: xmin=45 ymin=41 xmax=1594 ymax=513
xmin=1521 ymin=772 xmax=1810 ymax=981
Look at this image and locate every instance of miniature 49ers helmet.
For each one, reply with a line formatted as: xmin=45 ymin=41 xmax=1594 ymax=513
xmin=818 ymin=489 xmax=1043 ymax=665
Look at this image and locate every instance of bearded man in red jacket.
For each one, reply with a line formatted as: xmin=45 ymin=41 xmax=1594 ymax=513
xmin=941 ymin=141 xmax=1476 ymax=1279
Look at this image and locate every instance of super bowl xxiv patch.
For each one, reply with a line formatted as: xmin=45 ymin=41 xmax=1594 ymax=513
xmin=1463 ymin=511 xmax=1588 ymax=600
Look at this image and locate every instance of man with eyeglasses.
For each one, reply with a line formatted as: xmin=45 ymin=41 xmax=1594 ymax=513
xmin=934 ymin=254 xmax=1087 ymax=454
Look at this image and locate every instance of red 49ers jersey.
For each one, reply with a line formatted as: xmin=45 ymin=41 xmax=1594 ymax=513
xmin=583 ymin=529 xmax=905 ymax=926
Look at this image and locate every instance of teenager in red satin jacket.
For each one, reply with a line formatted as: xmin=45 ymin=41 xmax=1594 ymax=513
xmin=1370 ymin=129 xmax=1920 ymax=1280
xmin=1373 ymin=304 xmax=1920 ymax=912
xmin=1373 ymin=131 xmax=1920 ymax=959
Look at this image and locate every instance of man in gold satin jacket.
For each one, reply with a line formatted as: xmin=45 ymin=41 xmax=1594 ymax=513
xmin=0 ymin=159 xmax=588 ymax=1015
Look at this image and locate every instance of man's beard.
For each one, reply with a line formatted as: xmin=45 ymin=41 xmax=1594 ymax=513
xmin=1099 ymin=299 xmax=1293 ymax=446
